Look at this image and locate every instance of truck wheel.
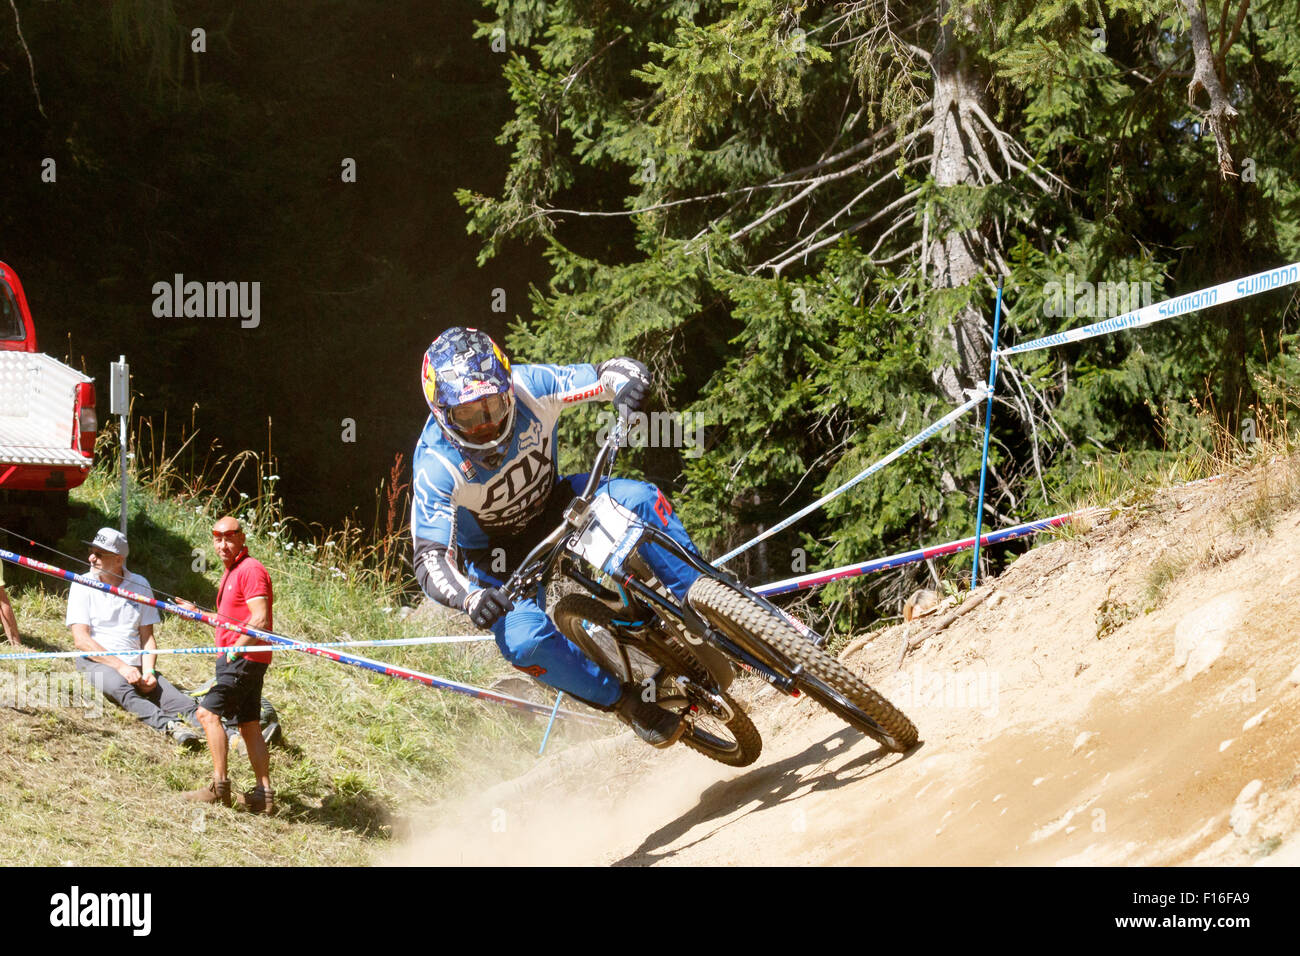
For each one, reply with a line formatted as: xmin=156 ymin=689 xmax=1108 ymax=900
xmin=0 ymin=490 xmax=69 ymax=547
xmin=43 ymin=492 xmax=70 ymax=543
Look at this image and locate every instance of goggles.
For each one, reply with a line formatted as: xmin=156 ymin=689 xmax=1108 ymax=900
xmin=447 ymin=392 xmax=511 ymax=442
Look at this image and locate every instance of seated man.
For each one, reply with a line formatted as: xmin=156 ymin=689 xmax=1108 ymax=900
xmin=0 ymin=559 xmax=19 ymax=646
xmin=66 ymin=527 xmax=202 ymax=749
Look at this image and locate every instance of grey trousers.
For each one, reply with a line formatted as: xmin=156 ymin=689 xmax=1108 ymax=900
xmin=74 ymin=658 xmax=199 ymax=732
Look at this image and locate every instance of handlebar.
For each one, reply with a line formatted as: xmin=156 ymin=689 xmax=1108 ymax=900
xmin=580 ymin=417 xmax=626 ymax=498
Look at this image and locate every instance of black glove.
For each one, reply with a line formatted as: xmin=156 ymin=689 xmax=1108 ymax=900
xmin=616 ymin=378 xmax=648 ymax=418
xmin=464 ymin=587 xmax=514 ymax=630
xmin=598 ymin=357 xmax=651 ymax=418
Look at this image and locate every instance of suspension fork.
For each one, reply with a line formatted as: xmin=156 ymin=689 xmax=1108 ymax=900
xmin=614 ymin=565 xmax=798 ymax=695
xmin=560 ymin=529 xmax=801 ymax=695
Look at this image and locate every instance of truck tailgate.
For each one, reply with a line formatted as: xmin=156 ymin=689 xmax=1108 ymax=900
xmin=0 ymin=351 xmax=92 ymax=467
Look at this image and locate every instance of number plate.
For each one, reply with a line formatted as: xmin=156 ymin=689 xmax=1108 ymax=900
xmin=570 ymin=494 xmax=643 ymax=575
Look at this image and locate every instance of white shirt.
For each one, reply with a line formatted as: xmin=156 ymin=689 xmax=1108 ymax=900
xmin=65 ymin=569 xmax=162 ymax=668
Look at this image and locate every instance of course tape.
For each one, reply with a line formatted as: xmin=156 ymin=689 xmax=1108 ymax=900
xmin=715 ymin=388 xmax=989 ymax=566
xmin=753 ymin=506 xmax=1102 ymax=596
xmin=752 ymin=466 xmax=1238 ymax=597
xmin=998 ymin=261 xmax=1300 ymax=356
xmin=0 ymin=548 xmax=605 ymax=725
xmin=0 ymin=634 xmax=494 ymax=662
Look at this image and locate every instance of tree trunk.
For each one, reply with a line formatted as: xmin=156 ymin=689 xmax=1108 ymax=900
xmin=1184 ymin=0 xmax=1251 ymax=423
xmin=927 ymin=0 xmax=991 ymax=404
xmin=1182 ymin=0 xmax=1240 ymax=178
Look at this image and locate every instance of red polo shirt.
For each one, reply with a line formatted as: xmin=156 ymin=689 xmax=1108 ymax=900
xmin=214 ymin=548 xmax=274 ymax=664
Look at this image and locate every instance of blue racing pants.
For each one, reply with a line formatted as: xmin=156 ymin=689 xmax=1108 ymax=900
xmin=465 ymin=475 xmax=702 ymax=709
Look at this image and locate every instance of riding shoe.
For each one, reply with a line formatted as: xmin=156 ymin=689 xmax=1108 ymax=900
xmin=615 ymin=687 xmax=685 ymax=749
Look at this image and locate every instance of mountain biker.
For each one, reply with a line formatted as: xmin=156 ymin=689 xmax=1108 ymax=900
xmin=410 ymin=327 xmax=703 ymax=747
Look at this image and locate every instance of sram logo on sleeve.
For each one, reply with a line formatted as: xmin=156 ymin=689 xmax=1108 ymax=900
xmin=561 ymin=383 xmax=604 ymax=403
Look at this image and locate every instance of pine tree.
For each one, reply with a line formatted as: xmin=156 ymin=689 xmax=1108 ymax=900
xmin=461 ymin=0 xmax=1300 ymax=627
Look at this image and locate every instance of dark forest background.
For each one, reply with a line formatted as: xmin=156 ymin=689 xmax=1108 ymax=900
xmin=1 ymin=0 xmax=542 ymax=530
xmin=5 ymin=1 xmax=1300 ymax=629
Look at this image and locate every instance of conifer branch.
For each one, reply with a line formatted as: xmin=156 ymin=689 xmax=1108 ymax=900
xmin=732 ymin=149 xmax=926 ymax=243
xmin=965 ymin=101 xmax=1066 ymax=195
xmin=865 ymin=210 xmax=919 ymax=258
xmin=1216 ymin=0 xmax=1250 ymax=63
xmin=958 ymin=111 xmax=1000 ymax=184
xmin=9 ymin=0 xmax=46 ymax=119
xmin=537 ymin=121 xmax=926 ymax=227
xmin=562 ymin=33 xmax=627 ymax=92
xmin=760 ymin=188 xmax=921 ymax=274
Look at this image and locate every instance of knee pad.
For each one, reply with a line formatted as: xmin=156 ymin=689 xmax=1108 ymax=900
xmin=495 ymin=628 xmax=547 ymax=667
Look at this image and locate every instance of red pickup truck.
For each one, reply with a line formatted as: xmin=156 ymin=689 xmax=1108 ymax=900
xmin=0 ymin=261 xmax=97 ymax=542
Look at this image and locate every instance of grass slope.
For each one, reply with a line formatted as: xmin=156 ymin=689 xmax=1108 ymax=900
xmin=0 ymin=465 xmax=603 ymax=866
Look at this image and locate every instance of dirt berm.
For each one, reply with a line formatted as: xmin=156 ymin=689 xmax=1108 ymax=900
xmin=391 ymin=459 xmax=1300 ymax=866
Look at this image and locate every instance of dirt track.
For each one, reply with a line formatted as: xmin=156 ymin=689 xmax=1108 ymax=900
xmin=392 ymin=463 xmax=1300 ymax=866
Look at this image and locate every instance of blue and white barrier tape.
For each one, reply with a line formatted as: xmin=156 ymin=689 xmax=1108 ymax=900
xmin=998 ymin=261 xmax=1300 ymax=356
xmin=715 ymin=388 xmax=989 ymax=566
xmin=0 ymin=634 xmax=494 ymax=663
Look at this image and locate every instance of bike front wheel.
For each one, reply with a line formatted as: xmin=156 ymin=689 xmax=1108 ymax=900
xmin=687 ymin=577 xmax=919 ymax=752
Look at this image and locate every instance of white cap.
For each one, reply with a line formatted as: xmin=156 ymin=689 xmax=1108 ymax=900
xmin=87 ymin=527 xmax=129 ymax=557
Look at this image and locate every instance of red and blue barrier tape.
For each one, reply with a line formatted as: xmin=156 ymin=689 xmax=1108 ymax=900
xmin=753 ymin=507 xmax=1101 ymax=596
xmin=0 ymin=547 xmax=605 ymax=725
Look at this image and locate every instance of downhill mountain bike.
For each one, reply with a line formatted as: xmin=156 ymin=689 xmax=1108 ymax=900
xmin=503 ymin=420 xmax=919 ymax=767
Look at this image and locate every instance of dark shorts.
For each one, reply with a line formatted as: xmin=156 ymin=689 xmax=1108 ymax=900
xmin=199 ymin=655 xmax=268 ymax=725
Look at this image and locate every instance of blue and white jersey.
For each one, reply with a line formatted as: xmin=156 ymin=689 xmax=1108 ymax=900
xmin=411 ymin=362 xmax=609 ymax=551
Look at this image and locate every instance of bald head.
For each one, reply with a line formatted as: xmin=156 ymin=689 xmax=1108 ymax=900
xmin=212 ymin=516 xmax=246 ymax=568
xmin=212 ymin=516 xmax=243 ymax=537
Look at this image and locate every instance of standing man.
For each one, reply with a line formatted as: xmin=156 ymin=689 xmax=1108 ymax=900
xmin=180 ymin=516 xmax=276 ymax=814
xmin=0 ymin=559 xmax=19 ymax=646
xmin=65 ymin=528 xmax=202 ymax=747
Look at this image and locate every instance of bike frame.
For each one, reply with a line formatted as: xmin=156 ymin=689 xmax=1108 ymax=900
xmin=502 ymin=422 xmax=822 ymax=698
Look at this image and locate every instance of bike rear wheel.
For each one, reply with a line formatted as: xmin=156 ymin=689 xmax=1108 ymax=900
xmin=551 ymin=593 xmax=762 ymax=767
xmin=687 ymin=577 xmax=919 ymax=752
